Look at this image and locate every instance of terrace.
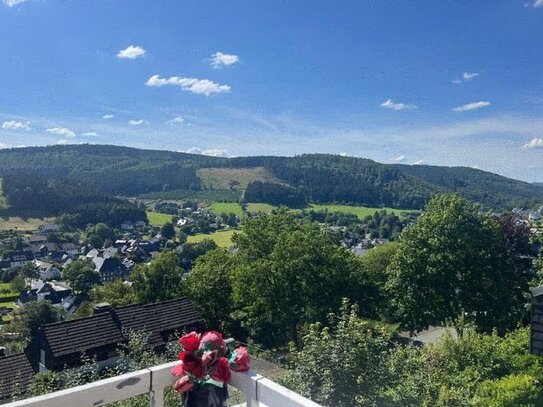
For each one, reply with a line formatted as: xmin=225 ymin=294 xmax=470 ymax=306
xmin=3 ymin=361 xmax=321 ymax=407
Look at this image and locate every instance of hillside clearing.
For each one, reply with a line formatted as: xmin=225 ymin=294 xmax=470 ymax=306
xmin=187 ymin=229 xmax=237 ymax=248
xmin=0 ymin=178 xmax=6 ymax=210
xmin=0 ymin=216 xmax=52 ymax=231
xmin=246 ymin=203 xmax=277 ymax=213
xmin=197 ymin=167 xmax=280 ymax=191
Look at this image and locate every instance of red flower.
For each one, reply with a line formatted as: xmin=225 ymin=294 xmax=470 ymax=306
xmin=231 ymin=346 xmax=250 ymax=372
xmin=200 ymin=331 xmax=225 ymax=352
xmin=179 ymin=331 xmax=201 ymax=352
xmin=210 ymin=357 xmax=231 ymax=383
xmin=178 ymin=351 xmax=205 ymax=378
xmin=173 ymin=375 xmax=194 ymax=393
xmin=171 ymin=362 xmax=185 ymax=377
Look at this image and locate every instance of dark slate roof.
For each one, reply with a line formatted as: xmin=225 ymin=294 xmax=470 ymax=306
xmin=114 ymin=298 xmax=203 ymax=346
xmin=41 ymin=297 xmax=203 ymax=358
xmin=42 ymin=312 xmax=125 ymax=357
xmin=0 ymin=353 xmax=36 ymax=400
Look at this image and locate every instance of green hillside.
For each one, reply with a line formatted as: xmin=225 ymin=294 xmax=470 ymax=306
xmin=0 ymin=145 xmax=540 ymax=211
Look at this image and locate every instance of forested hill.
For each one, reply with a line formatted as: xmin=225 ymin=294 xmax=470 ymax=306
xmin=0 ymin=144 xmax=540 ymax=210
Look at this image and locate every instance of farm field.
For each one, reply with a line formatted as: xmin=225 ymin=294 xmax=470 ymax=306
xmin=146 ymin=211 xmax=172 ymax=227
xmin=0 ymin=216 xmax=51 ymax=231
xmin=187 ymin=229 xmax=237 ymax=248
xmin=308 ymin=204 xmax=417 ymax=219
xmin=208 ymin=202 xmax=243 ymax=217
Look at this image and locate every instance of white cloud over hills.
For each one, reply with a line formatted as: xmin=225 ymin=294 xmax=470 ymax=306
xmin=2 ymin=120 xmax=30 ymax=130
xmin=46 ymin=127 xmax=76 ymax=138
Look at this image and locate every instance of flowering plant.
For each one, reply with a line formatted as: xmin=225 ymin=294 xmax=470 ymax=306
xmin=172 ymin=330 xmax=251 ymax=394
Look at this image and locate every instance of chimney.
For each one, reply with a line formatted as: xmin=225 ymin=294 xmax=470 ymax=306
xmin=0 ymin=347 xmax=6 ymax=357
xmin=93 ymin=302 xmax=112 ymax=315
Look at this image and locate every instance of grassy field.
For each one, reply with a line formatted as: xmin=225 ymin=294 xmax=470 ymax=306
xmin=246 ymin=203 xmax=277 ymax=213
xmin=208 ymin=202 xmax=244 ymax=217
xmin=0 ymin=216 xmax=52 ymax=231
xmin=308 ymin=204 xmax=416 ymax=219
xmin=197 ymin=167 xmax=280 ymax=191
xmin=146 ymin=211 xmax=173 ymax=227
xmin=187 ymin=229 xmax=237 ymax=248
xmin=0 ymin=282 xmax=16 ymax=293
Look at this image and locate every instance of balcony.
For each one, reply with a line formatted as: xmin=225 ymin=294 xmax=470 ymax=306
xmin=3 ymin=361 xmax=322 ymax=407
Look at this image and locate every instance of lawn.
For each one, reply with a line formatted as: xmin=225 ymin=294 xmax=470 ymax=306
xmin=0 ymin=282 xmax=16 ymax=294
xmin=187 ymin=229 xmax=237 ymax=248
xmin=308 ymin=204 xmax=416 ymax=219
xmin=146 ymin=211 xmax=173 ymax=227
xmin=208 ymin=202 xmax=244 ymax=217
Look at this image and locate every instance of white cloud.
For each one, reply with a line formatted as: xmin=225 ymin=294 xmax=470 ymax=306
xmin=56 ymin=139 xmax=70 ymax=145
xmin=393 ymin=155 xmax=406 ymax=162
xmin=3 ymin=0 xmax=27 ymax=7
xmin=452 ymin=101 xmax=491 ymax=112
xmin=210 ymin=52 xmax=239 ymax=68
xmin=168 ymin=116 xmax=185 ymax=125
xmin=452 ymin=71 xmax=480 ymax=84
xmin=117 ymin=45 xmax=146 ymax=59
xmin=129 ymin=119 xmax=147 ymax=126
xmin=186 ymin=147 xmax=229 ymax=157
xmin=82 ymin=132 xmax=99 ymax=137
xmin=413 ymin=160 xmax=425 ymax=165
xmin=46 ymin=127 xmax=76 ymax=138
xmin=2 ymin=120 xmax=30 ymax=131
xmin=463 ymin=72 xmax=479 ymax=80
xmin=523 ymin=138 xmax=543 ymax=149
xmin=532 ymin=0 xmax=543 ymax=8
xmin=146 ymin=75 xmax=231 ymax=96
xmin=102 ymin=114 xmax=114 ymax=120
xmin=380 ymin=99 xmax=417 ymax=111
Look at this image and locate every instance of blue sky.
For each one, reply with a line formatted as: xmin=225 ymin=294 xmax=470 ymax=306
xmin=0 ymin=0 xmax=542 ymax=182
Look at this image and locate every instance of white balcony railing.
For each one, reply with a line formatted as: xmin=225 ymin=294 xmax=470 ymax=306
xmin=3 ymin=361 xmax=322 ymax=407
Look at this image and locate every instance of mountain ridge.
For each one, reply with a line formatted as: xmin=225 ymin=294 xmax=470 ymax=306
xmin=0 ymin=144 xmax=540 ymax=210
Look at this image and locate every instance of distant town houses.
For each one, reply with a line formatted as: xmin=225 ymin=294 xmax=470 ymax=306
xmin=32 ymin=260 xmax=61 ymax=280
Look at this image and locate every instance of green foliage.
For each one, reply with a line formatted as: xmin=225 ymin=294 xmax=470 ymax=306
xmin=184 ymin=211 xmax=377 ymax=348
xmin=130 ymin=250 xmax=184 ymax=303
xmin=244 ymin=181 xmax=306 ymax=206
xmin=90 ymin=280 xmax=136 ymax=307
xmin=386 ymin=194 xmax=530 ymax=333
xmin=185 ymin=249 xmax=234 ymax=331
xmin=160 ymin=222 xmax=176 ymax=240
xmin=472 ymin=374 xmax=543 ymax=407
xmin=85 ymin=223 xmax=115 ymax=248
xmin=282 ymin=301 xmax=396 ymax=407
xmin=62 ymin=259 xmax=101 ymax=294
xmin=7 ymin=300 xmax=63 ymax=339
